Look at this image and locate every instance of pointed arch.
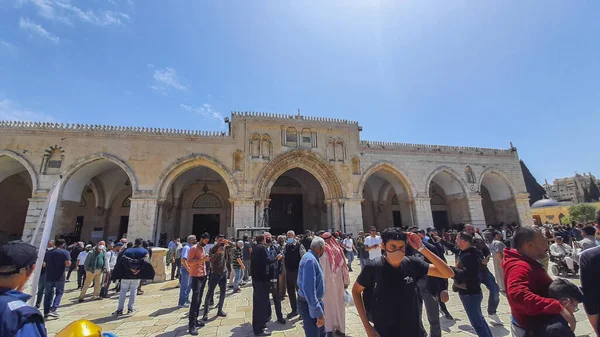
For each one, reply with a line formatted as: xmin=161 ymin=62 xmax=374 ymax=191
xmin=357 ymin=161 xmax=415 ymax=198
xmin=425 ymin=166 xmax=469 ymax=196
xmin=0 ymin=149 xmax=39 ymax=193
xmin=478 ymin=168 xmax=516 ymax=201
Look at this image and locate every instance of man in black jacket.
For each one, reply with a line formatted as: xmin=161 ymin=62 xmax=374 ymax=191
xmin=443 ymin=232 xmax=493 ymax=337
xmin=283 ymin=230 xmax=305 ymax=319
xmin=251 ymin=234 xmax=276 ymax=336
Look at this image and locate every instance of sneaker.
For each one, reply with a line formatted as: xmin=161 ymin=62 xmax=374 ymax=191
xmin=112 ymin=310 xmax=123 ymax=316
xmin=201 ymin=315 xmax=208 ymax=322
xmin=277 ymin=317 xmax=286 ymax=324
xmin=217 ymin=311 xmax=227 ymax=317
xmin=195 ymin=320 xmax=205 ymax=327
xmin=47 ymin=311 xmax=59 ymax=318
xmin=488 ymin=314 xmax=504 ymax=326
xmin=286 ymin=311 xmax=298 ymax=319
xmin=189 ymin=326 xmax=199 ymax=336
xmin=443 ymin=312 xmax=454 ymax=320
xmin=127 ymin=308 xmax=136 ymax=315
xmin=178 ymin=304 xmax=189 ymax=308
xmin=77 ymin=298 xmax=84 ymax=303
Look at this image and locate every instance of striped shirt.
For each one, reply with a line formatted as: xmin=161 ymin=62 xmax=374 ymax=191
xmin=232 ymin=247 xmax=243 ymax=269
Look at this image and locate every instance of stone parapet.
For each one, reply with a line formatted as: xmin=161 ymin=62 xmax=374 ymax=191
xmin=0 ymin=121 xmax=230 ymax=139
xmin=360 ymin=140 xmax=515 ymax=157
xmin=231 ymin=111 xmax=359 ymax=127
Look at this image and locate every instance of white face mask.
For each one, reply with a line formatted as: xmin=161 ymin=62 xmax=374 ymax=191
xmin=97 ymin=245 xmax=105 ymax=250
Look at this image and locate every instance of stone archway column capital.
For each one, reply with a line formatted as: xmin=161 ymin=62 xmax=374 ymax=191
xmin=514 ymin=193 xmax=530 ymax=201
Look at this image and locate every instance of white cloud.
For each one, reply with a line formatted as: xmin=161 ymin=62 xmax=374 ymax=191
xmin=180 ymin=103 xmax=225 ymax=126
xmin=151 ymin=67 xmax=187 ymax=94
xmin=19 ymin=17 xmax=60 ymax=43
xmin=1 ymin=40 xmax=16 ymax=49
xmin=0 ymin=99 xmax=54 ymax=122
xmin=19 ymin=0 xmax=129 ymax=26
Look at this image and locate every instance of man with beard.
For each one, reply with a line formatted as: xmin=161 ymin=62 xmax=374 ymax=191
xmin=352 ymin=227 xmax=454 ymax=337
xmin=251 ymin=234 xmax=276 ymax=336
xmin=187 ymin=233 xmax=211 ymax=335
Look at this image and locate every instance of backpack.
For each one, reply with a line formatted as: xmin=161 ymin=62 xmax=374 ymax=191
xmin=361 ymin=256 xmax=384 ymax=322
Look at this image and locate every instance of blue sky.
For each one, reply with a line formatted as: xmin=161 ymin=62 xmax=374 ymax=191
xmin=1 ymin=1 xmax=598 ymax=184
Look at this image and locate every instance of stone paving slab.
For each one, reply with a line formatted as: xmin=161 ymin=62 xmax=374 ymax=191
xmin=44 ymin=255 xmax=594 ymax=337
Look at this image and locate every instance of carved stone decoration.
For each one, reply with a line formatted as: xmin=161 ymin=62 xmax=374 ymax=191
xmin=41 ymin=145 xmax=64 ymax=175
xmin=351 ymin=156 xmax=361 ymax=175
xmin=273 ymin=176 xmax=301 ymax=188
xmin=233 ymin=150 xmax=244 ymax=171
xmin=334 ymin=139 xmax=345 ymax=162
xmin=326 ymin=138 xmax=335 ymax=161
xmin=465 ymin=166 xmax=476 ymax=184
xmin=261 ymin=134 xmax=272 ymax=159
xmin=193 ymin=194 xmax=221 ymax=208
xmin=250 ymin=134 xmax=261 ymax=158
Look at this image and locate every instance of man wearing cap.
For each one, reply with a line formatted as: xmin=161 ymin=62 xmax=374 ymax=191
xmin=78 ymin=243 xmax=106 ymax=302
xmin=0 ymin=241 xmax=47 ymax=337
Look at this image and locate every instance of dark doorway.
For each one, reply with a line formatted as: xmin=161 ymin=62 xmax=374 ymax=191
xmin=269 ymin=194 xmax=303 ymax=236
xmin=432 ymin=211 xmax=449 ymax=230
xmin=392 ymin=211 xmax=402 ymax=227
xmin=118 ymin=216 xmax=129 ymax=240
xmin=193 ymin=214 xmax=220 ymax=240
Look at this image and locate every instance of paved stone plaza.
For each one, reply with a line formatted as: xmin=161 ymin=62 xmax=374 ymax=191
xmin=42 ymin=255 xmax=595 ymax=337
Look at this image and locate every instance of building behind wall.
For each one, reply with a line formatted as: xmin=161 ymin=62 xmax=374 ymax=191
xmin=543 ymin=173 xmax=600 ymax=204
xmin=0 ymin=112 xmax=533 ymax=244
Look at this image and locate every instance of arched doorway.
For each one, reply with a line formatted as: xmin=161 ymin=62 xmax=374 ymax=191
xmin=162 ymin=166 xmax=232 ymax=241
xmin=267 ymin=168 xmax=326 ymax=235
xmin=480 ymin=170 xmax=519 ymax=226
xmin=360 ymin=163 xmax=414 ymax=232
xmin=427 ymin=169 xmax=469 ymax=230
xmin=0 ymin=154 xmax=35 ymax=242
xmin=56 ymin=156 xmax=136 ymax=244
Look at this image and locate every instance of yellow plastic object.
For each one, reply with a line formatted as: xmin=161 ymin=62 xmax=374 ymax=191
xmin=55 ymin=319 xmax=102 ymax=337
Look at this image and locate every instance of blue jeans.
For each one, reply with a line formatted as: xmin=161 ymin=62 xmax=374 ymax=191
xmin=345 ymin=251 xmax=354 ymax=270
xmin=459 ymin=293 xmax=493 ymax=337
xmin=297 ymin=297 xmax=325 ymax=337
xmin=117 ymin=279 xmax=140 ymax=311
xmin=480 ymin=269 xmax=500 ymax=315
xmin=35 ymin=273 xmax=46 ymax=308
xmin=178 ymin=268 xmax=191 ymax=306
xmin=233 ymin=268 xmax=243 ymax=291
xmin=43 ymin=280 xmax=65 ymax=316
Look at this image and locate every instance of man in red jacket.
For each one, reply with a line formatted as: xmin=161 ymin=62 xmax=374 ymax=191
xmin=503 ymin=226 xmax=576 ymax=336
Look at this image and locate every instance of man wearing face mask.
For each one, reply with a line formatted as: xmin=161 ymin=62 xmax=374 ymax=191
xmin=264 ymin=232 xmax=286 ymax=325
xmin=187 ymin=233 xmax=211 ymax=335
xmin=352 ymin=227 xmax=454 ymax=337
xmin=297 ymin=236 xmax=326 ymax=337
xmin=78 ymin=243 xmax=106 ymax=302
xmin=0 ymin=241 xmax=47 ymax=337
xmin=283 ymin=230 xmax=306 ymax=319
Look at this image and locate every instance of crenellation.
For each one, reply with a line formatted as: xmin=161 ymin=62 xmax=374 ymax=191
xmin=360 ymin=140 xmax=513 ymax=157
xmin=231 ymin=111 xmax=359 ymax=126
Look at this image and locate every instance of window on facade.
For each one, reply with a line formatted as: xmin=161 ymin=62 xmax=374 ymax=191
xmin=286 ymin=127 xmax=297 ymax=143
xmin=122 ymin=195 xmax=131 ymax=207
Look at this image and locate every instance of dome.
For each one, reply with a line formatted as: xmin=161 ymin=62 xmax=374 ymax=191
xmin=531 ymin=198 xmax=560 ymax=208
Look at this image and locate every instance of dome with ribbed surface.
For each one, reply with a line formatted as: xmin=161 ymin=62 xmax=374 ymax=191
xmin=531 ymin=198 xmax=560 ymax=208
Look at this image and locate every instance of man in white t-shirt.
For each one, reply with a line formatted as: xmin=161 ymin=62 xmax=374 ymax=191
xmin=342 ymin=234 xmax=357 ymax=271
xmin=364 ymin=226 xmax=382 ymax=260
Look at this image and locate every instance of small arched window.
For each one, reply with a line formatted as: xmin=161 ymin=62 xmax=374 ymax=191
xmin=465 ymin=166 xmax=476 ymax=184
xmin=193 ymin=194 xmax=221 ymax=208
xmin=351 ymin=156 xmax=361 ymax=175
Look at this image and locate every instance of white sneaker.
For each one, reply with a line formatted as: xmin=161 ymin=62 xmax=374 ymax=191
xmin=488 ymin=314 xmax=504 ymax=326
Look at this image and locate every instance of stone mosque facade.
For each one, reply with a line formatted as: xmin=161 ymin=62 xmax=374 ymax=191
xmin=0 ymin=112 xmax=532 ymax=244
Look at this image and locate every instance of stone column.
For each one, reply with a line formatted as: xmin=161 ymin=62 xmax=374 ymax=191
xmin=127 ymin=197 xmax=159 ymax=241
xmin=467 ymin=194 xmax=487 ymax=229
xmin=412 ymin=194 xmax=433 ymax=229
xmin=232 ymin=198 xmax=256 ymax=229
xmin=22 ymin=195 xmax=49 ymax=245
xmin=343 ymin=199 xmax=363 ymax=235
xmin=325 ymin=200 xmax=333 ymax=230
xmin=514 ymin=193 xmax=533 ymax=227
xmin=151 ymin=247 xmax=168 ymax=282
xmin=329 ymin=199 xmax=341 ymax=232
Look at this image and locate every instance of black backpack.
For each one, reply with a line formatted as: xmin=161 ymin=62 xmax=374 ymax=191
xmin=361 ymin=256 xmax=384 ymax=322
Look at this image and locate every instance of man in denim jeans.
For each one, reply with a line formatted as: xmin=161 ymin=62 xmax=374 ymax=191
xmin=446 ymin=232 xmax=493 ymax=337
xmin=112 ymin=238 xmax=149 ymax=316
xmin=297 ymin=236 xmax=326 ymax=337
xmin=42 ymin=239 xmax=70 ymax=318
xmin=178 ymin=235 xmax=196 ymax=308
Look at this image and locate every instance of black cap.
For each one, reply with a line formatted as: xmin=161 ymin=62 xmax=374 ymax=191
xmin=0 ymin=241 xmax=38 ymax=275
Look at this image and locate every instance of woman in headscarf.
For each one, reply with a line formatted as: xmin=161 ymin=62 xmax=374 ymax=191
xmin=320 ymin=232 xmax=350 ymax=336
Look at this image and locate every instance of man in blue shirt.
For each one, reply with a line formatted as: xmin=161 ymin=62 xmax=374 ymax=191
xmin=178 ymin=235 xmax=196 ymax=307
xmin=0 ymin=241 xmax=47 ymax=337
xmin=42 ymin=238 xmax=71 ymax=319
xmin=297 ymin=236 xmax=326 ymax=337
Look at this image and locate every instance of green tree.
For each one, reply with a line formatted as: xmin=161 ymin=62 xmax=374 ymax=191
xmin=568 ymin=204 xmax=597 ymax=222
xmin=560 ymin=215 xmax=571 ymax=225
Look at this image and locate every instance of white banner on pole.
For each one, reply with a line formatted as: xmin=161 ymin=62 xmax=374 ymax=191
xmin=28 ymin=178 xmax=61 ymax=305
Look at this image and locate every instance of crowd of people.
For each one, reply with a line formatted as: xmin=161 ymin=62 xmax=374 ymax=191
xmin=1 ymin=209 xmax=600 ymax=337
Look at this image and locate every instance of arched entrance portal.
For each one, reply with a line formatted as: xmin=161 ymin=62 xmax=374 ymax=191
xmin=480 ymin=170 xmax=519 ymax=226
xmin=360 ymin=164 xmax=414 ymax=232
xmin=267 ymin=168 xmax=326 ymax=236
xmin=161 ymin=166 xmax=231 ymax=241
xmin=0 ymin=154 xmax=34 ymax=242
xmin=56 ymin=156 xmax=135 ymax=244
xmin=427 ymin=169 xmax=469 ymax=230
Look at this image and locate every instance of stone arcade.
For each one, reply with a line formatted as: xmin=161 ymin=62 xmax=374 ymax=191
xmin=0 ymin=112 xmax=532 ymax=244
